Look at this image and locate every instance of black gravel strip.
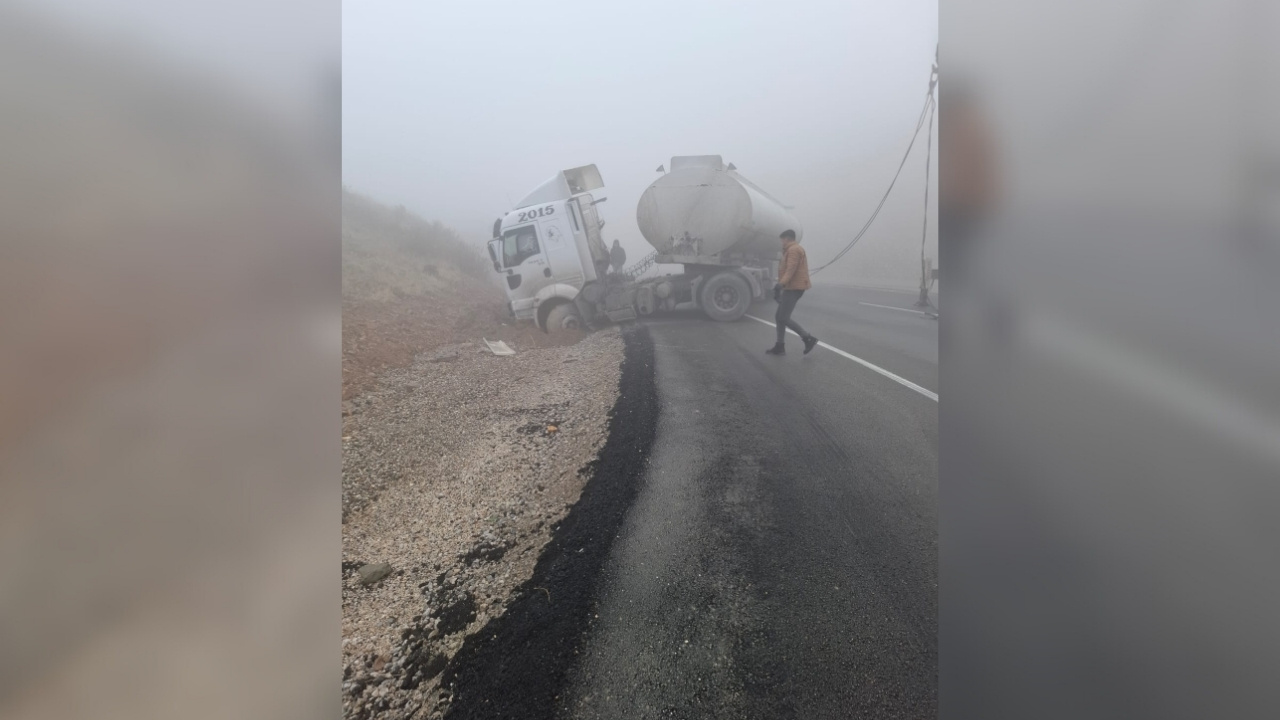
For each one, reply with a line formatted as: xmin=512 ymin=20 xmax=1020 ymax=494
xmin=440 ymin=325 xmax=659 ymax=719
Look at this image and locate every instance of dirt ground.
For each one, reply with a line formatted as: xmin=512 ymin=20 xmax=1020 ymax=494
xmin=342 ymin=290 xmax=586 ymax=405
xmin=340 ymin=327 xmax=622 ymax=719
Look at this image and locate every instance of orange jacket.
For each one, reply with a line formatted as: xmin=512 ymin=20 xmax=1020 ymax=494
xmin=778 ymin=240 xmax=811 ymax=290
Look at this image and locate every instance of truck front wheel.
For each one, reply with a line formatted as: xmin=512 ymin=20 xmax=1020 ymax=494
xmin=544 ymin=302 xmax=584 ymax=333
xmin=698 ymin=272 xmax=752 ymax=322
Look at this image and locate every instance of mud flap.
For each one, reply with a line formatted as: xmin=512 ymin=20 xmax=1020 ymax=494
xmin=635 ymin=285 xmax=656 ymax=316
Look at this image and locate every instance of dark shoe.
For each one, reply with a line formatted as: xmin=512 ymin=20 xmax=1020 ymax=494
xmin=765 ymin=344 xmax=785 ymax=356
xmin=803 ymin=336 xmax=819 ymax=354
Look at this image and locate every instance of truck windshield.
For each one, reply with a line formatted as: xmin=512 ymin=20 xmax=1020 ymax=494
xmin=502 ymin=226 xmax=540 ymax=268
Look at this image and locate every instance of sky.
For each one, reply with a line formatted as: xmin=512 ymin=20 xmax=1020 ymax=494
xmin=23 ymin=0 xmax=337 ymax=122
xmin=344 ymin=0 xmax=938 ymax=287
xmin=948 ymin=0 xmax=1276 ymax=220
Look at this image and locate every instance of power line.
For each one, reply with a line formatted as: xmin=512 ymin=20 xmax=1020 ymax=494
xmin=810 ymin=73 xmax=937 ymax=275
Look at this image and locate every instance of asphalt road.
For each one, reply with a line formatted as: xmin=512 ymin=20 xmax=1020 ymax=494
xmin=941 ymin=214 xmax=1280 ymax=719
xmin=561 ymin=283 xmax=938 ymax=719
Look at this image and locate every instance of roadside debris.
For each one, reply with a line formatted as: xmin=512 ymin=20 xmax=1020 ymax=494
xmin=358 ymin=563 xmax=394 ymax=586
xmin=482 ymin=338 xmax=515 ymax=356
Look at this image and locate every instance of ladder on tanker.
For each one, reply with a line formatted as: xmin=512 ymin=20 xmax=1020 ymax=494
xmin=620 ymin=250 xmax=659 ymax=281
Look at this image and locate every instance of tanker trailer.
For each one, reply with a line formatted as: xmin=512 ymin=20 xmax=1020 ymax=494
xmin=621 ymin=154 xmax=803 ymax=322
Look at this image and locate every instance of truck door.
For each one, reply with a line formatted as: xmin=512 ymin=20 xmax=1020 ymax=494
xmin=575 ymin=194 xmax=607 ymax=253
xmin=499 ymin=224 xmax=548 ymax=294
xmin=571 ymin=194 xmax=610 ymax=280
xmin=537 ymin=208 xmax=584 ymax=288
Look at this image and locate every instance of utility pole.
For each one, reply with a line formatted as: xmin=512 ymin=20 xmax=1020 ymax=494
xmin=1235 ymin=0 xmax=1276 ymax=259
xmin=916 ymin=49 xmax=939 ymax=308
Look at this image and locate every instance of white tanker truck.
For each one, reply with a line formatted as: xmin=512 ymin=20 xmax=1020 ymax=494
xmin=486 ymin=155 xmax=802 ymax=331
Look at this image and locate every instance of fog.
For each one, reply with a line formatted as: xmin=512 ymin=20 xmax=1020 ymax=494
xmin=30 ymin=0 xmax=337 ymax=123
xmin=1 ymin=2 xmax=338 ymax=719
xmin=1 ymin=0 xmax=1276 ymax=717
xmin=343 ymin=0 xmax=938 ymax=289
xmin=945 ymin=1 xmax=1280 ymax=717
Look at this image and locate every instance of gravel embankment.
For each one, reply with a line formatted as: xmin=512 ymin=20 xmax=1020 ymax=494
xmin=341 ymin=327 xmax=622 ymax=720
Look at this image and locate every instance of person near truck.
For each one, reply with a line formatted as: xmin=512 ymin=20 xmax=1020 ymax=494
xmin=767 ymin=229 xmax=819 ymax=356
xmin=609 ymin=239 xmax=627 ymax=276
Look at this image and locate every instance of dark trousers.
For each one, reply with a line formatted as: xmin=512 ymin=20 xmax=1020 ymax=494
xmin=775 ymin=289 xmax=812 ymax=345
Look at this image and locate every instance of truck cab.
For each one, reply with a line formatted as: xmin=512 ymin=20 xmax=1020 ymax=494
xmin=488 ymin=164 xmax=610 ymax=329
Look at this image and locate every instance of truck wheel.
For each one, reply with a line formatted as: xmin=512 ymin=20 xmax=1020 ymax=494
xmin=544 ymin=302 xmax=584 ymax=333
xmin=699 ymin=272 xmax=751 ymax=322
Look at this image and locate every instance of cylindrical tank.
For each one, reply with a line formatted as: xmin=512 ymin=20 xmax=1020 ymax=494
xmin=636 ymin=156 xmax=802 ymax=259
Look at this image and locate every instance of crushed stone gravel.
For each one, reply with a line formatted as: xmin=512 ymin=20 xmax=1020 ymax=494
xmin=341 ymin=327 xmax=623 ymax=720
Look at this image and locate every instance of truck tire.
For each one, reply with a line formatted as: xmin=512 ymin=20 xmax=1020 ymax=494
xmin=698 ymin=271 xmax=751 ymax=322
xmin=544 ymin=302 xmax=584 ymax=333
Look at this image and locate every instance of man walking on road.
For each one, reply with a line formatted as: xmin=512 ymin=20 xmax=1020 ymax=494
xmin=767 ymin=229 xmax=819 ymax=356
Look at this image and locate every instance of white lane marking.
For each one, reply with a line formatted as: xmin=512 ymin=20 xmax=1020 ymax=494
xmin=859 ymin=301 xmax=934 ymax=317
xmin=1025 ymin=313 xmax=1280 ymax=468
xmin=745 ymin=315 xmax=939 ymax=402
xmin=815 ymin=282 xmax=920 ymax=296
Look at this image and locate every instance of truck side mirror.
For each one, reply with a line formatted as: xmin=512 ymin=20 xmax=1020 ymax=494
xmin=487 ymin=240 xmax=502 ymax=272
xmin=591 ymin=197 xmax=608 ymax=205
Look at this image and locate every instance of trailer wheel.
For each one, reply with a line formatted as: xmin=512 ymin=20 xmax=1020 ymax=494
xmin=699 ymin=272 xmax=751 ymax=322
xmin=544 ymin=302 xmax=584 ymax=333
